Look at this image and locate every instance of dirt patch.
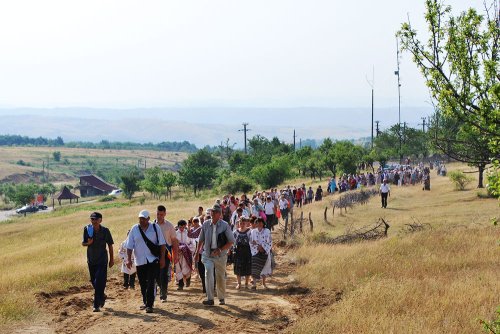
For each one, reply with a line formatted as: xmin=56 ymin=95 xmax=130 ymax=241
xmin=23 ymin=250 xmax=300 ymax=334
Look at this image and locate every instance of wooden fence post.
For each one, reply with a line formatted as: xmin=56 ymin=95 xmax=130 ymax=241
xmin=309 ymin=212 xmax=313 ymax=232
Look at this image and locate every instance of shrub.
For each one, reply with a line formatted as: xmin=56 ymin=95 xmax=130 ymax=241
xmin=448 ymin=170 xmax=473 ymax=190
xmin=220 ymin=174 xmax=255 ymax=194
xmin=99 ymin=195 xmax=115 ymax=202
xmin=486 ymin=160 xmax=500 ymax=199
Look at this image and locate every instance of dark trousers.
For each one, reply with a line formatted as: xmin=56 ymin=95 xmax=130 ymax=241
xmin=265 ymin=214 xmax=276 ymax=230
xmin=197 ymin=258 xmax=206 ymax=293
xmin=156 ymin=252 xmax=171 ymax=299
xmin=137 ymin=261 xmax=160 ymax=308
xmin=123 ymin=273 xmax=136 ymax=288
xmin=381 ymin=192 xmax=388 ymax=208
xmin=88 ymin=263 xmax=107 ymax=309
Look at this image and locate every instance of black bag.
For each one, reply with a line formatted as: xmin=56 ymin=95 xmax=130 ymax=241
xmin=217 ymin=227 xmax=228 ymax=249
xmin=139 ymin=223 xmax=161 ymax=257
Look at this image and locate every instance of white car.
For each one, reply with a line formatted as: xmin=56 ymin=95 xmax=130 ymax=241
xmin=108 ymin=189 xmax=123 ymax=196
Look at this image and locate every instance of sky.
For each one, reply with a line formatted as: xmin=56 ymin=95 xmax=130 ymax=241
xmin=0 ymin=0 xmax=485 ymax=138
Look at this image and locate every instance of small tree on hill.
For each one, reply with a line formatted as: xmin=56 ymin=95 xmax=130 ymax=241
xmin=121 ymin=169 xmax=142 ymax=200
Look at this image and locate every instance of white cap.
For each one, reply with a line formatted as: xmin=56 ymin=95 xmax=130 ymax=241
xmin=138 ymin=210 xmax=150 ymax=218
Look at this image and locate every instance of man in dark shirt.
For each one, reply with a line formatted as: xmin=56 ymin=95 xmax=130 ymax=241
xmin=82 ymin=212 xmax=114 ymax=312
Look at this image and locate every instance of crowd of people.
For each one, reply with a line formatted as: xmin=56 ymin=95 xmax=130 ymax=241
xmin=82 ymin=161 xmax=435 ymax=313
xmin=82 ymin=190 xmax=289 ymax=313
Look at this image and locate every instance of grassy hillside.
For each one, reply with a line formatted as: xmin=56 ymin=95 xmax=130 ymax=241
xmin=286 ymin=164 xmax=499 ymax=333
xmin=0 ymin=162 xmax=497 ymax=333
xmin=0 ymin=146 xmax=188 ymax=185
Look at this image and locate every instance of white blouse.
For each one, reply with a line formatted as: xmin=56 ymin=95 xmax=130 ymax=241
xmin=250 ymin=228 xmax=272 ymax=256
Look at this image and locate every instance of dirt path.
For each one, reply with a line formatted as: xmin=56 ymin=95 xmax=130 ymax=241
xmin=13 ymin=248 xmax=305 ymax=334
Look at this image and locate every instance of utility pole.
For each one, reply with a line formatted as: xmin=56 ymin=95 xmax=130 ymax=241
xmin=419 ymin=117 xmax=427 ymax=132
xmin=366 ymin=66 xmax=375 ymax=150
xmin=395 ymin=38 xmax=402 ymax=164
xmin=293 ymin=129 xmax=297 ymax=151
xmin=375 ymin=121 xmax=380 ymax=137
xmin=238 ymin=123 xmax=250 ymax=154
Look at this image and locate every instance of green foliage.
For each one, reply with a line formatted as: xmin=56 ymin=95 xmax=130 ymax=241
xmin=52 ymin=151 xmax=61 ymax=162
xmin=398 ymin=0 xmax=499 ymax=186
xmin=140 ymin=167 xmax=178 ymax=199
xmin=2 ymin=182 xmax=56 ymax=206
xmin=448 ymin=171 xmax=473 ymax=190
xmin=251 ymin=155 xmax=293 ymax=189
xmin=98 ymin=195 xmax=115 ymax=202
xmin=120 ymin=168 xmax=142 ymax=200
xmin=161 ymin=171 xmax=177 ymax=199
xmin=486 ymin=160 xmax=500 ymax=199
xmin=179 ymin=149 xmax=219 ymax=195
xmin=0 ymin=135 xmax=64 ymax=146
xmin=15 ymin=160 xmax=31 ymax=166
xmin=220 ymin=174 xmax=255 ymax=194
xmin=479 ymin=306 xmax=500 ymax=333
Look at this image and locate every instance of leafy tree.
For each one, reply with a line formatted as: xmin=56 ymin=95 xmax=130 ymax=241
xmin=120 ymin=169 xmax=142 ymax=200
xmin=430 ymin=112 xmax=491 ymax=187
xmin=179 ymin=149 xmax=219 ymax=195
xmin=398 ymin=0 xmax=499 ymax=184
xmin=142 ymin=166 xmax=163 ymax=199
xmin=161 ymin=171 xmax=177 ymax=199
xmin=251 ymin=155 xmax=293 ymax=189
xmin=220 ymin=174 xmax=255 ymax=194
xmin=52 ymin=151 xmax=61 ymax=162
xmin=5 ymin=184 xmax=38 ymax=206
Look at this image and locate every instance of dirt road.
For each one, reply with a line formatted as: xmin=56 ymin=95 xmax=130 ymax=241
xmin=12 ymin=249 xmax=306 ymax=334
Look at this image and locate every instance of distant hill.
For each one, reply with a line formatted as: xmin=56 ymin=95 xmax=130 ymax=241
xmin=0 ymin=106 xmax=434 ymax=147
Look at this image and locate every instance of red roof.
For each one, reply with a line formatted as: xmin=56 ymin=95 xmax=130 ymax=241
xmin=79 ymin=175 xmax=118 ymax=192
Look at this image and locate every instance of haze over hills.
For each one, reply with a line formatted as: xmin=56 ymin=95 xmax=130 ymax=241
xmin=0 ymin=106 xmax=433 ymax=148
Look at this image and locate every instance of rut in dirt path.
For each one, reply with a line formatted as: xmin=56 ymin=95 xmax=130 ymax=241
xmin=30 ymin=249 xmax=309 ymax=334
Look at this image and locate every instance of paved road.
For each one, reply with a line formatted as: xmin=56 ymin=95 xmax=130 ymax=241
xmin=0 ymin=207 xmax=53 ymax=222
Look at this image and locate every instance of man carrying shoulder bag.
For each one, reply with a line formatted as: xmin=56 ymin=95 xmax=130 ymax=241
xmin=126 ymin=210 xmax=166 ymax=313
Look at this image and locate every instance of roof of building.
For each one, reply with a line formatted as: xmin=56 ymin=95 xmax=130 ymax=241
xmin=53 ymin=186 xmax=80 ymax=200
xmin=79 ymin=174 xmax=118 ymax=192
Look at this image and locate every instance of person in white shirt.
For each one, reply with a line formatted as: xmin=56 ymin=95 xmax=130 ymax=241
xmin=250 ymin=218 xmax=272 ymax=290
xmin=126 ymin=210 xmax=166 ymax=313
xmin=119 ymin=230 xmax=136 ymax=289
xmin=278 ymin=193 xmax=289 ymax=228
xmin=175 ymin=220 xmax=195 ymax=290
xmin=379 ymin=179 xmax=391 ymax=208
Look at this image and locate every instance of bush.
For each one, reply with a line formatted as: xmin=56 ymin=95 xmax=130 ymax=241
xmin=251 ymin=155 xmax=293 ymax=189
xmin=98 ymin=195 xmax=115 ymax=202
xmin=448 ymin=170 xmax=473 ymax=190
xmin=220 ymin=174 xmax=255 ymax=194
xmin=486 ymin=160 xmax=500 ymax=199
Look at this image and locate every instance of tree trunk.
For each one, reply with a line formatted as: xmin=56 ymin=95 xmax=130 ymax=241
xmin=478 ymin=164 xmax=485 ymax=188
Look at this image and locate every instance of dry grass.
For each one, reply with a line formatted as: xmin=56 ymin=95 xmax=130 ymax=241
xmin=286 ymin=163 xmax=500 ymax=334
xmin=0 ymin=146 xmax=187 ymax=182
xmin=0 ymin=195 xmax=214 ymax=325
xmin=0 ymin=162 xmax=498 ymax=333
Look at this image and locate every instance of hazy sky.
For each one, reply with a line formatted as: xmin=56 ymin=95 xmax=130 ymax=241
xmin=0 ymin=0 xmax=481 ymax=108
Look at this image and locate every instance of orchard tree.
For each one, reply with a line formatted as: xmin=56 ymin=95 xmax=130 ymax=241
xmin=398 ymin=0 xmax=499 ymax=185
xmin=179 ymin=149 xmax=219 ymax=195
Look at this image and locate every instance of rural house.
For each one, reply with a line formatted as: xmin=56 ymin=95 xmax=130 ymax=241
xmin=78 ymin=174 xmax=118 ymax=197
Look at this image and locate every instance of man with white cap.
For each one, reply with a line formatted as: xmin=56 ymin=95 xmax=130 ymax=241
xmin=126 ymin=209 xmax=166 ymax=313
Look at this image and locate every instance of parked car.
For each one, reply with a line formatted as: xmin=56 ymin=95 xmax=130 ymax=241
xmin=108 ymin=189 xmax=123 ymax=196
xmin=16 ymin=205 xmax=39 ymax=214
xmin=37 ymin=204 xmax=48 ymax=210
